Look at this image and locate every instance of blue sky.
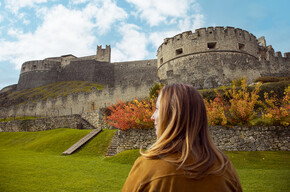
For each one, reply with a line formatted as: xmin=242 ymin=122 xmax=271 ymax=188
xmin=0 ymin=0 xmax=289 ymax=90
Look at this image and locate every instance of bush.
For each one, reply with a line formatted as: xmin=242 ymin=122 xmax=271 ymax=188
xmin=231 ymin=77 xmax=244 ymax=87
xmin=149 ymin=83 xmax=163 ymax=99
xmin=104 ymin=98 xmax=156 ymax=130
xmin=262 ymin=86 xmax=290 ymax=126
xmin=204 ymin=90 xmax=228 ymax=126
xmin=225 ymin=78 xmax=262 ymax=125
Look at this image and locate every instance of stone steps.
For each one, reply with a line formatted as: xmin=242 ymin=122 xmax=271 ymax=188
xmin=105 ymin=131 xmax=119 ymax=157
xmin=62 ymin=128 xmax=102 ymax=155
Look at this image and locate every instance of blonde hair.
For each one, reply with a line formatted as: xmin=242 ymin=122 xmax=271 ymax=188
xmin=141 ymin=84 xmax=228 ymax=178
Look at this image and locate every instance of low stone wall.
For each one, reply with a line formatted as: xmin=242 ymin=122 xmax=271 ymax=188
xmin=0 ymin=115 xmax=95 ymax=132
xmin=114 ymin=126 xmax=289 ymax=153
xmin=81 ymin=109 xmax=109 ymax=129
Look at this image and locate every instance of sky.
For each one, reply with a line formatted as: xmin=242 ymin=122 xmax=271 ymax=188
xmin=0 ymin=0 xmax=289 ymax=90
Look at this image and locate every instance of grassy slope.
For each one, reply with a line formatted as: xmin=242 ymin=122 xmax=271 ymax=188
xmin=0 ymin=129 xmax=289 ymax=192
xmin=0 ymin=81 xmax=103 ymax=108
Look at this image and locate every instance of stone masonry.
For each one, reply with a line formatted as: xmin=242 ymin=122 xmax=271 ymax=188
xmin=0 ymin=115 xmax=95 ymax=132
xmin=108 ymin=126 xmax=289 ymax=155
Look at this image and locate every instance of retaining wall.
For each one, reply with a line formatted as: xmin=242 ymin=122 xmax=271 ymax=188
xmin=0 ymin=115 xmax=95 ymax=132
xmin=113 ymin=126 xmax=289 ymax=154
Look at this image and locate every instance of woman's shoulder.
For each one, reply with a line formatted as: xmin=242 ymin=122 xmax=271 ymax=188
xmin=133 ymin=155 xmax=183 ymax=177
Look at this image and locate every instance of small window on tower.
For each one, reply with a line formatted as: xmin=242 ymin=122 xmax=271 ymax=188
xmin=238 ymin=43 xmax=245 ymax=50
xmin=22 ymin=67 xmax=26 ymax=70
xmin=207 ymin=42 xmax=216 ymax=49
xmin=176 ymin=48 xmax=183 ymax=55
xmin=160 ymin=57 xmax=163 ymax=64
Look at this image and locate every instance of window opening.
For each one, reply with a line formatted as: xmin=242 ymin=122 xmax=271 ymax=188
xmin=207 ymin=42 xmax=216 ymax=49
xmin=176 ymin=48 xmax=183 ymax=55
xmin=238 ymin=43 xmax=245 ymax=50
xmin=160 ymin=57 xmax=163 ymax=64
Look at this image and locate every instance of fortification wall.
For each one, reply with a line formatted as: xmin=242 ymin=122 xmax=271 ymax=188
xmin=17 ymin=60 xmax=60 ymax=90
xmin=0 ymin=82 xmax=153 ymax=118
xmin=158 ymin=52 xmax=262 ymax=89
xmin=59 ymin=60 xmax=115 ymax=86
xmin=157 ymin=26 xmax=258 ymax=68
xmin=113 ymin=59 xmax=158 ymax=85
xmin=259 ymin=46 xmax=290 ymax=77
xmin=112 ymin=126 xmax=289 ymax=154
xmin=157 ymin=26 xmax=290 ymax=88
xmin=0 ymin=115 xmax=95 ymax=132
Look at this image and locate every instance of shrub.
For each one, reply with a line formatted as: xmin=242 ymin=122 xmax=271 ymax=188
xmin=231 ymin=77 xmax=244 ymax=87
xmin=149 ymin=83 xmax=163 ymax=99
xmin=225 ymin=77 xmax=262 ymax=125
xmin=104 ymin=98 xmax=156 ymax=130
xmin=204 ymin=90 xmax=229 ymax=126
xmin=262 ymin=86 xmax=290 ymax=126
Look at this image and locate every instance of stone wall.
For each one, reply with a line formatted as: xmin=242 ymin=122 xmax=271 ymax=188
xmin=112 ymin=126 xmax=289 ymax=154
xmin=157 ymin=26 xmax=290 ymax=89
xmin=0 ymin=115 xmax=95 ymax=132
xmin=0 ymin=82 xmax=153 ymax=118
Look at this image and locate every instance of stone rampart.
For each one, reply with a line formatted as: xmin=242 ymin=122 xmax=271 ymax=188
xmin=157 ymin=26 xmax=259 ymax=68
xmin=113 ymin=126 xmax=289 ymax=154
xmin=0 ymin=115 xmax=95 ymax=132
xmin=113 ymin=59 xmax=158 ymax=85
xmin=0 ymin=82 xmax=153 ymax=118
xmin=156 ymin=26 xmax=290 ymax=89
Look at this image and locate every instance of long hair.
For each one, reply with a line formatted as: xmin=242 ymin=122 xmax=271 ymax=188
xmin=141 ymin=84 xmax=228 ymax=178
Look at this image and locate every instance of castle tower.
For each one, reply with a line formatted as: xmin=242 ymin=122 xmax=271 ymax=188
xmin=156 ymin=26 xmax=290 ymax=89
xmin=96 ymin=45 xmax=111 ymax=63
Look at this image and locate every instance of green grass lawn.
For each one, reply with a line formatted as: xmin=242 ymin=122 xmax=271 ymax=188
xmin=0 ymin=129 xmax=289 ymax=192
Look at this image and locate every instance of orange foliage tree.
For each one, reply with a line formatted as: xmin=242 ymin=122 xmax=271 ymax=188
xmin=104 ymin=98 xmax=156 ymax=130
xmin=225 ymin=78 xmax=262 ymax=125
xmin=204 ymin=90 xmax=229 ymax=126
xmin=262 ymin=86 xmax=290 ymax=126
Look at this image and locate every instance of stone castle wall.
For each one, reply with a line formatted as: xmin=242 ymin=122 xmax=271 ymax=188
xmin=0 ymin=82 xmax=153 ymax=118
xmin=157 ymin=26 xmax=290 ymax=88
xmin=157 ymin=27 xmax=258 ymax=68
xmin=0 ymin=115 xmax=95 ymax=132
xmin=113 ymin=126 xmax=289 ymax=154
xmin=113 ymin=59 xmax=158 ymax=85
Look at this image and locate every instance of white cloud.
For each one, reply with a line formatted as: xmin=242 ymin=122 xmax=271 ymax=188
xmin=126 ymin=0 xmax=197 ymax=26
xmin=0 ymin=5 xmax=96 ymax=69
xmin=5 ymin=0 xmax=47 ymax=14
xmin=192 ymin=14 xmax=205 ymax=30
xmin=112 ymin=23 xmax=148 ymax=62
xmin=84 ymin=0 xmax=128 ymax=34
xmin=0 ymin=15 xmax=3 ymax=23
xmin=0 ymin=1 xmax=128 ymax=69
xmin=70 ymin=0 xmax=90 ymax=4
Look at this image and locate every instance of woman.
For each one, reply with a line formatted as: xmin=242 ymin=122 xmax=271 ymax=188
xmin=122 ymin=84 xmax=242 ymax=192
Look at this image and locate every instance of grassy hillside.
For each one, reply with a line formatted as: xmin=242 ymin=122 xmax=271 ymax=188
xmin=0 ymin=81 xmax=103 ymax=108
xmin=0 ymin=129 xmax=289 ymax=192
xmin=0 ymin=128 xmax=115 ymax=155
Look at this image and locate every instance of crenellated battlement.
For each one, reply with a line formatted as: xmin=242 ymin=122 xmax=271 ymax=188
xmin=20 ymin=60 xmax=60 ymax=74
xmin=157 ymin=26 xmax=261 ymax=68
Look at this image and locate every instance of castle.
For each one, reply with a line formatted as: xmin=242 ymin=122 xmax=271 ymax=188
xmin=0 ymin=26 xmax=289 ymax=118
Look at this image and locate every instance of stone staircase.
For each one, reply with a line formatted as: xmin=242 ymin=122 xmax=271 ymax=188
xmin=105 ymin=131 xmax=119 ymax=156
xmin=62 ymin=128 xmax=102 ymax=155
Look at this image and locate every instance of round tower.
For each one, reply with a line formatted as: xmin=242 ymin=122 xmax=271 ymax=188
xmin=17 ymin=59 xmax=60 ymax=90
xmin=157 ymin=26 xmax=262 ymax=88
